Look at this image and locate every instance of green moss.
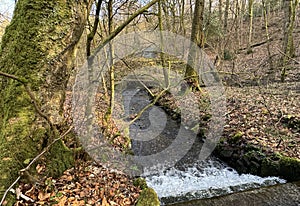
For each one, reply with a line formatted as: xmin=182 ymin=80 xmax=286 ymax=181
xmin=223 ymin=49 xmax=234 ymax=60
xmin=3 ymin=193 xmax=16 ymax=206
xmin=230 ymin=131 xmax=244 ymax=143
xmin=0 ymin=107 xmax=42 ymax=196
xmin=133 ymin=177 xmax=148 ymax=190
xmin=136 ymin=188 xmax=160 ymax=206
xmin=244 ymin=150 xmax=265 ymax=159
xmin=278 ymin=156 xmax=300 ymax=181
xmin=0 ymin=0 xmax=72 ymax=83
xmin=46 ymin=139 xmax=74 ymax=178
xmin=261 ymin=154 xmax=300 ymax=181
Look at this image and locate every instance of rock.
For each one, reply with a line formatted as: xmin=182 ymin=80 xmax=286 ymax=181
xmin=220 ymin=149 xmax=233 ymax=158
xmin=261 ymin=154 xmax=300 ymax=181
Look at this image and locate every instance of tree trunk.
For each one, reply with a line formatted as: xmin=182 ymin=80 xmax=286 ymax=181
xmin=224 ymin=0 xmax=230 ymax=33
xmin=262 ymin=0 xmax=273 ymax=69
xmin=218 ymin=0 xmax=223 ymax=25
xmin=0 ymin=0 xmax=92 ymax=201
xmin=158 ymin=0 xmax=169 ymax=87
xmin=179 ymin=0 xmax=186 ymax=35
xmin=282 ymin=0 xmax=298 ymax=58
xmin=87 ymin=0 xmax=103 ymax=57
xmin=161 ymin=0 xmax=171 ymax=31
xmin=185 ymin=0 xmax=205 ymax=88
xmin=281 ymin=0 xmax=299 ymax=82
xmin=247 ymin=0 xmax=254 ymax=53
xmin=206 ymin=0 xmax=213 ymax=33
xmin=105 ymin=0 xmax=115 ymax=120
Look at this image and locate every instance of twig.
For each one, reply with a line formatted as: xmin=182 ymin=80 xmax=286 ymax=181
xmin=0 ymin=71 xmax=26 ymax=83
xmin=0 ymin=126 xmax=73 ymax=205
xmin=9 ymin=188 xmax=34 ymax=203
xmin=128 ymin=88 xmax=168 ymax=126
xmin=276 ymin=47 xmax=300 ymax=64
xmin=238 ymin=38 xmax=274 ymax=51
xmin=0 ymin=177 xmax=21 ymax=206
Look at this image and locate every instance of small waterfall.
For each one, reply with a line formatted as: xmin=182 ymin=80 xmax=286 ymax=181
xmin=144 ymin=158 xmax=286 ymax=205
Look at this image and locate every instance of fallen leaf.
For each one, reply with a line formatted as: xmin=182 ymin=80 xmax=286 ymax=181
xmin=102 ymin=196 xmax=109 ymax=206
xmin=38 ymin=191 xmax=51 ymax=201
xmin=56 ymin=196 xmax=67 ymax=206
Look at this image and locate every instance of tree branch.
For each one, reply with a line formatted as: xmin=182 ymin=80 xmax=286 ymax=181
xmin=87 ymin=0 xmax=103 ymax=57
xmin=0 ymin=71 xmax=54 ymax=130
xmin=91 ymin=0 xmax=159 ymax=57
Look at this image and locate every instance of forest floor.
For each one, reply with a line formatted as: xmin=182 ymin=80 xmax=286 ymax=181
xmin=218 ymin=10 xmax=300 ymax=159
xmin=11 ymin=9 xmax=300 ymax=206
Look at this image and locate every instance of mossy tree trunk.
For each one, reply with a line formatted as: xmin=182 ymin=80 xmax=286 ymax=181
xmin=0 ymin=0 xmax=92 ymax=200
xmin=185 ymin=0 xmax=205 ymax=88
xmin=281 ymin=0 xmax=299 ymax=82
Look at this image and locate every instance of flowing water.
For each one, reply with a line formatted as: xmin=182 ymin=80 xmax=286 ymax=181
xmin=144 ymin=159 xmax=286 ymax=205
xmin=121 ymin=83 xmax=299 ymax=205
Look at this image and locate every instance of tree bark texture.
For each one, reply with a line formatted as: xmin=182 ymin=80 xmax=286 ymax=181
xmin=185 ymin=0 xmax=205 ymax=82
xmin=0 ymin=0 xmax=92 ymax=200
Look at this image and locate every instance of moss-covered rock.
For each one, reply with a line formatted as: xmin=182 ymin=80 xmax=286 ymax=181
xmin=215 ymin=139 xmax=300 ymax=182
xmin=261 ymin=154 xmax=300 ymax=181
xmin=136 ymin=188 xmax=160 ymax=206
xmin=46 ymin=140 xmax=75 ymax=177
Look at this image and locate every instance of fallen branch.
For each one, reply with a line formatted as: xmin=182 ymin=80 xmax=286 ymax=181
xmin=239 ymin=38 xmax=273 ymax=51
xmin=276 ymin=47 xmax=300 ymax=64
xmin=9 ymin=188 xmax=34 ymax=203
xmin=0 ymin=177 xmax=21 ymax=206
xmin=128 ymin=88 xmax=168 ymax=126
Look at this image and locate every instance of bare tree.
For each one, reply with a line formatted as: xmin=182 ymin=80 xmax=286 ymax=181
xmin=281 ymin=0 xmax=299 ymax=82
xmin=185 ymin=0 xmax=205 ymax=88
xmin=224 ymin=0 xmax=230 ymax=32
xmin=247 ymin=0 xmax=254 ymax=53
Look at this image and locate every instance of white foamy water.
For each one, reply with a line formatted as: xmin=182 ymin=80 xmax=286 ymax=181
xmin=144 ymin=159 xmax=286 ymax=203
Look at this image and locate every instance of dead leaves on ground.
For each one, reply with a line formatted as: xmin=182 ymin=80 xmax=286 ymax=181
xmin=224 ymin=85 xmax=300 ymax=159
xmin=14 ymin=162 xmax=140 ymax=206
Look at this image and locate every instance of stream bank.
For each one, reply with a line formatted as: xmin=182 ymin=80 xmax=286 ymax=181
xmin=215 ymin=139 xmax=300 ymax=182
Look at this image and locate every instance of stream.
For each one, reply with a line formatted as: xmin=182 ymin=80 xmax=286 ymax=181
xmin=120 ymin=81 xmax=300 ymax=205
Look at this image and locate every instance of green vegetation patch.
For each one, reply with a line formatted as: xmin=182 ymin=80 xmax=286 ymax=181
xmin=136 ymin=188 xmax=160 ymax=206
